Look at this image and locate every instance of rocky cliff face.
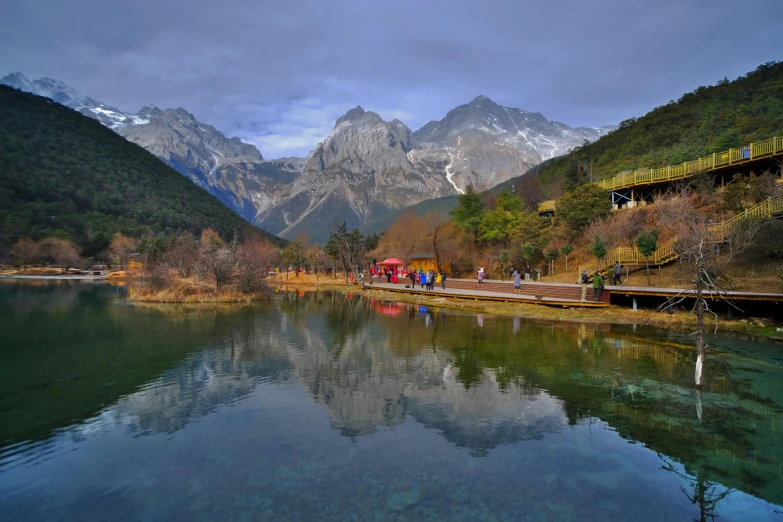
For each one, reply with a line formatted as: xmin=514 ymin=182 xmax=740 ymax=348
xmin=256 ymin=106 xmax=454 ymax=240
xmin=2 ymin=73 xmax=615 ymax=243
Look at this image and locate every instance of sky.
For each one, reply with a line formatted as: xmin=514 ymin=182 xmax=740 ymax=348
xmin=1 ymin=0 xmax=782 ymax=159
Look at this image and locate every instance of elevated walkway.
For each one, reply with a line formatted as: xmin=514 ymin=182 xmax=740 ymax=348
xmin=578 ymin=197 xmax=783 ymax=275
xmin=597 ymin=136 xmax=783 ymax=192
xmin=537 ymin=136 xmax=783 ymax=215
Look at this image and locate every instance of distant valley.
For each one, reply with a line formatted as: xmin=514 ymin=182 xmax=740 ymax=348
xmin=1 ymin=72 xmax=615 ymax=243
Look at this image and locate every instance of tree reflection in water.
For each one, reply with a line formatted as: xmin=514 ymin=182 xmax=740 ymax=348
xmin=659 ymin=454 xmax=734 ymax=522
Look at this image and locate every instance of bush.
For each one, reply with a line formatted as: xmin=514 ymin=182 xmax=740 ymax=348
xmin=556 ymin=184 xmax=613 ymax=232
xmin=754 ymin=220 xmax=783 ymax=258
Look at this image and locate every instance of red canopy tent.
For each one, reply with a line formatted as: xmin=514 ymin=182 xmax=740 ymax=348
xmin=377 ymin=258 xmax=404 ymax=266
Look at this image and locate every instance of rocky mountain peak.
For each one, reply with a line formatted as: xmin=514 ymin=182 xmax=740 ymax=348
xmin=0 ymin=72 xmax=34 ymax=92
xmin=335 ymin=105 xmax=366 ymax=126
xmin=171 ymin=107 xmax=197 ymax=122
xmin=468 ymin=94 xmax=496 ymax=106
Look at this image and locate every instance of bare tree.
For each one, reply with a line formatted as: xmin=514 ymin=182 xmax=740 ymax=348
xmin=108 ymin=233 xmax=136 ymax=269
xmin=237 ymin=238 xmax=278 ymax=293
xmin=11 ymin=238 xmax=41 ymax=269
xmin=375 ymin=211 xmax=425 ymax=266
xmin=164 ymin=233 xmax=199 ymax=277
xmin=430 ymin=219 xmax=461 ymax=272
xmin=653 ymin=191 xmax=759 ymax=387
xmin=40 ymin=238 xmax=82 ymax=272
xmin=201 ymin=233 xmax=237 ymax=293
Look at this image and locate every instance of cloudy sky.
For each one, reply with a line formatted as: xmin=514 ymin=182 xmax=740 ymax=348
xmin=1 ymin=0 xmax=782 ymax=159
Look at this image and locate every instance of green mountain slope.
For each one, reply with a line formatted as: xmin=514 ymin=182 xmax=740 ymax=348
xmin=0 ymin=86 xmax=285 ymax=254
xmin=532 ymin=61 xmax=783 ymax=190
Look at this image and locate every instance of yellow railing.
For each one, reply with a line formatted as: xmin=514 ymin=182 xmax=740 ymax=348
xmin=577 ymin=197 xmax=783 ymax=275
xmin=708 ymin=197 xmax=783 ymax=242
xmin=596 ymin=136 xmax=783 ymax=191
xmin=579 ymin=238 xmax=677 ymax=275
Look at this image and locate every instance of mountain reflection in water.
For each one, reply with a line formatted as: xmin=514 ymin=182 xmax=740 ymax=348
xmin=0 ymin=283 xmax=781 ymax=521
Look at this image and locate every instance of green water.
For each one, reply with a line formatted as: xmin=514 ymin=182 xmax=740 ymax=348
xmin=0 ymin=282 xmax=782 ymax=521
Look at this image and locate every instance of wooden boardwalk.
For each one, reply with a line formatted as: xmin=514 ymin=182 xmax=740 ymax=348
xmin=607 ymin=285 xmax=783 ymax=303
xmin=366 ymin=278 xmax=609 ymax=308
xmin=365 ymin=277 xmax=783 ymax=308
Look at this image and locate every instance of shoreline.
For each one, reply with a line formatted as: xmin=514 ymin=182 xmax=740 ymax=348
xmin=270 ymin=276 xmax=783 ymax=342
xmin=0 ymin=274 xmax=107 ymax=281
xmin=3 ymin=274 xmax=778 ymax=341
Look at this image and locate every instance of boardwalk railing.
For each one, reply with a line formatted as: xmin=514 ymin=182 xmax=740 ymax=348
xmin=538 ymin=137 xmax=783 ymax=216
xmin=578 ymin=238 xmax=678 ymax=275
xmin=577 ymin=197 xmax=783 ymax=275
xmin=596 ymin=136 xmax=783 ymax=191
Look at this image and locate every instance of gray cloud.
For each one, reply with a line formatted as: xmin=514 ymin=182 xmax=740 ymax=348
xmin=1 ymin=0 xmax=782 ymax=158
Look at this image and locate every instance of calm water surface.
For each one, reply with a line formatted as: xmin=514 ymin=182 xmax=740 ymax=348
xmin=1 ymin=282 xmax=782 ymax=521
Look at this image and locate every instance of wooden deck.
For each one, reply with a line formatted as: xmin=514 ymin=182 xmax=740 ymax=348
xmin=607 ymin=285 xmax=783 ymax=302
xmin=366 ymin=279 xmax=609 ymax=308
xmin=365 ymin=277 xmax=783 ymax=309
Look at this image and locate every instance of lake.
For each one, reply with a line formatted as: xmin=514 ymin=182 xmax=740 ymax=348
xmin=1 ymin=282 xmax=782 ymax=521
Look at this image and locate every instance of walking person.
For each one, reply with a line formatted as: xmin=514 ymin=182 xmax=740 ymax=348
xmin=409 ymin=270 xmax=415 ymax=287
xmin=593 ymin=271 xmax=605 ymax=302
xmin=579 ymin=269 xmax=589 ymax=301
xmin=426 ymin=270 xmax=434 ymax=291
xmin=513 ymin=269 xmax=521 ymax=292
xmin=477 ymin=267 xmax=484 ymax=285
xmin=419 ymin=268 xmax=425 ymax=289
xmin=524 ymin=265 xmax=531 ymax=281
xmin=613 ymin=261 xmax=623 ymax=286
xmin=440 ymin=270 xmax=447 ymax=290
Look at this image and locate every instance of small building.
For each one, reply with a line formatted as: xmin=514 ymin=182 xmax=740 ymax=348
xmin=410 ymin=254 xmax=450 ymax=273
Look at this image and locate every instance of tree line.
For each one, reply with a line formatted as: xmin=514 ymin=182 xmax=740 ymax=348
xmin=0 ymin=85 xmax=284 ymax=261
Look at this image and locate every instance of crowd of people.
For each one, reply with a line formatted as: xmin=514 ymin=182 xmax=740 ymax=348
xmin=367 ymin=264 xmax=448 ymax=290
xmin=275 ymin=259 xmax=620 ymax=304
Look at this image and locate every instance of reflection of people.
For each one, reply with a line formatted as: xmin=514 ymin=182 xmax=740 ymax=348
xmin=513 ymin=316 xmax=520 ymax=334
xmin=477 ymin=314 xmax=484 ymax=328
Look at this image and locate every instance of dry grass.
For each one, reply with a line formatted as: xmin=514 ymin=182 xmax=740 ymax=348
xmin=0 ymin=266 xmax=82 ymax=276
xmin=129 ymin=274 xmax=271 ymax=303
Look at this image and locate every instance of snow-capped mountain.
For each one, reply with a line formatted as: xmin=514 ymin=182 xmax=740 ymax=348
xmin=0 ymin=72 xmax=301 ymax=223
xmin=411 ymin=95 xmax=616 ymax=193
xmin=1 ymin=72 xmax=615 ymax=243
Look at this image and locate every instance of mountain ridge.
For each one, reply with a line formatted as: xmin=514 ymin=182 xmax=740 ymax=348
xmin=1 ymin=72 xmax=616 ymax=243
xmin=0 ymin=85 xmax=285 ymax=255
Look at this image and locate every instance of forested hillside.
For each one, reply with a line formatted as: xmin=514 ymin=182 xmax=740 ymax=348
xmin=0 ymin=86 xmax=285 ymax=256
xmin=532 ymin=61 xmax=783 ymax=192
